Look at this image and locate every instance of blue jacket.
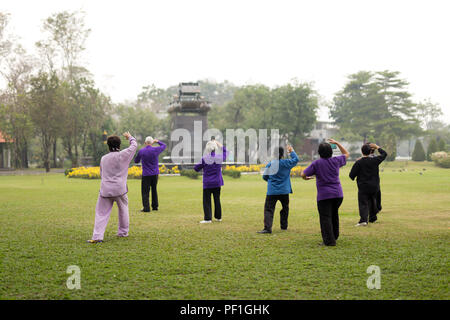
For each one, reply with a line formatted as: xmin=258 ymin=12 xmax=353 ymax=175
xmin=263 ymin=151 xmax=299 ymax=195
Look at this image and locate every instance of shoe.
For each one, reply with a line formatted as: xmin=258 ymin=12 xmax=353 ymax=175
xmin=257 ymin=229 xmax=272 ymax=234
xmin=117 ymin=235 xmax=128 ymax=238
xmin=355 ymin=222 xmax=368 ymax=227
xmin=140 ymin=209 xmax=150 ymax=212
xmin=199 ymin=220 xmax=212 ymax=224
xmin=152 ymin=208 xmax=158 ymax=211
xmin=86 ymin=239 xmax=103 ymax=244
xmin=281 ymin=228 xmax=287 ymax=231
xmin=215 ymin=218 xmax=222 ymax=222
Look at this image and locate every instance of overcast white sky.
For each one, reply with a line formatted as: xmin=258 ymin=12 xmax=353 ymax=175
xmin=2 ymin=0 xmax=450 ymax=123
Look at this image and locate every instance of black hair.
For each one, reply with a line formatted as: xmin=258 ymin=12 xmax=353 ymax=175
xmin=278 ymin=147 xmax=284 ymax=159
xmin=107 ymin=135 xmax=121 ymax=152
xmin=361 ymin=143 xmax=372 ymax=156
xmin=318 ymin=142 xmax=332 ymax=158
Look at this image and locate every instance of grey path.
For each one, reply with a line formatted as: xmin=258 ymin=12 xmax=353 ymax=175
xmin=0 ymin=169 xmax=65 ymax=176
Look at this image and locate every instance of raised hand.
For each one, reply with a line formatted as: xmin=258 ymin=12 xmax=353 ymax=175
xmin=287 ymin=145 xmax=293 ymax=153
xmin=327 ymin=138 xmax=338 ymax=145
xmin=123 ymin=132 xmax=131 ymax=140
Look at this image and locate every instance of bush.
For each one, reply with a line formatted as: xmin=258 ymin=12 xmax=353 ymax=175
xmin=436 ymin=157 xmax=450 ymax=168
xmin=222 ymin=169 xmax=241 ymax=178
xmin=431 ymin=152 xmax=450 ymax=168
xmin=412 ymin=140 xmax=426 ymax=161
xmin=180 ymin=169 xmax=200 ymax=179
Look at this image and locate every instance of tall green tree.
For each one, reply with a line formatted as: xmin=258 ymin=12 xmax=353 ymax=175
xmin=412 ymin=139 xmax=426 ymax=161
xmin=272 ymin=81 xmax=318 ymax=147
xmin=330 ymin=70 xmax=422 ymax=159
xmin=0 ymin=18 xmax=34 ymax=168
xmin=28 ymin=72 xmax=63 ymax=172
xmin=115 ymin=104 xmax=160 ymax=145
xmin=426 ymin=139 xmax=438 ymax=161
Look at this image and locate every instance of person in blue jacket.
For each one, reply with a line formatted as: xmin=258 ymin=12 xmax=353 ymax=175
xmin=257 ymin=145 xmax=299 ymax=234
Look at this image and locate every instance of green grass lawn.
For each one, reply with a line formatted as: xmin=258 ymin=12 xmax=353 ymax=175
xmin=0 ymin=161 xmax=449 ymax=300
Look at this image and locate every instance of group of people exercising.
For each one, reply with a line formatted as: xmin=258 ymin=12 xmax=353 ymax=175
xmin=87 ymin=132 xmax=387 ymax=247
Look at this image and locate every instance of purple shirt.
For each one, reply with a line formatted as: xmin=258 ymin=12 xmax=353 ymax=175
xmin=99 ymin=136 xmax=137 ymax=197
xmin=303 ymin=154 xmax=347 ymax=201
xmin=134 ymin=141 xmax=166 ymax=176
xmin=194 ymin=146 xmax=228 ymax=189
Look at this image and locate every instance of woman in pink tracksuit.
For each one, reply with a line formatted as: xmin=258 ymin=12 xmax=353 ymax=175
xmin=87 ymin=132 xmax=137 ymax=243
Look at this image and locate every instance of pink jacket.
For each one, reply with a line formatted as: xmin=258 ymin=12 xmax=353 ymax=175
xmin=99 ymin=136 xmax=137 ymax=197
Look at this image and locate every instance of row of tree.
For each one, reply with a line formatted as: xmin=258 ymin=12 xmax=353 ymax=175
xmin=1 ymin=10 xmax=449 ymax=171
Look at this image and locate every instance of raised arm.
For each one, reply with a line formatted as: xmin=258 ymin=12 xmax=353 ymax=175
xmin=120 ymin=132 xmax=138 ymax=164
xmin=328 ymin=138 xmax=349 ymax=159
xmin=153 ymin=139 xmax=167 ymax=153
xmin=282 ymin=145 xmax=299 ymax=169
xmin=370 ymin=143 xmax=387 ymax=164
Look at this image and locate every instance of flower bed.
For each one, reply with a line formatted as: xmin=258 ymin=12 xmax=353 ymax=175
xmin=67 ymin=165 xmax=180 ymax=179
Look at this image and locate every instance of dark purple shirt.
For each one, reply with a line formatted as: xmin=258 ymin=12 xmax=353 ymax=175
xmin=194 ymin=146 xmax=228 ymax=189
xmin=134 ymin=141 xmax=166 ymax=176
xmin=303 ymin=155 xmax=347 ymax=201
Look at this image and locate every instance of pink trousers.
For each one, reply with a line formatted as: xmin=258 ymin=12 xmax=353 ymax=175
xmin=92 ymin=194 xmax=129 ymax=240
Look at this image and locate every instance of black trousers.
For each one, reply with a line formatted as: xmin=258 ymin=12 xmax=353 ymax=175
xmin=358 ymin=192 xmax=378 ymax=223
xmin=203 ymin=187 xmax=221 ymax=221
xmin=375 ymin=189 xmax=382 ymax=213
xmin=317 ymin=197 xmax=343 ymax=246
xmin=141 ymin=175 xmax=158 ymax=211
xmin=263 ymin=194 xmax=289 ymax=232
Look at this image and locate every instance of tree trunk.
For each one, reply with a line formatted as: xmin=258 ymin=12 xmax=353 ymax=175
xmin=22 ymin=141 xmax=28 ymax=169
xmin=52 ymin=139 xmax=57 ymax=168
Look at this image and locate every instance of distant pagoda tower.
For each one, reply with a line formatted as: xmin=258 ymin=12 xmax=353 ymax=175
xmin=168 ymin=82 xmax=211 ymax=163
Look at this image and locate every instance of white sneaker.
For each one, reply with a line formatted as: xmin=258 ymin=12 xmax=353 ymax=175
xmin=199 ymin=220 xmax=212 ymax=224
xmin=215 ymin=219 xmax=222 ymax=222
xmin=355 ymin=222 xmax=368 ymax=227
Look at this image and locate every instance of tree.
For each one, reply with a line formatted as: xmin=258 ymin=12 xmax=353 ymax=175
xmin=39 ymin=10 xmax=91 ymax=82
xmin=330 ymin=70 xmax=422 ymax=147
xmin=416 ymin=99 xmax=443 ymax=131
xmin=426 ymin=139 xmax=438 ymax=161
xmin=412 ymin=139 xmax=426 ymax=161
xmin=272 ymin=81 xmax=318 ymax=148
xmin=115 ymin=104 xmax=160 ymax=144
xmin=438 ymin=138 xmax=446 ymax=152
xmin=0 ymin=15 xmax=35 ymax=168
xmin=378 ymin=132 xmax=397 ymax=161
xmin=28 ymin=72 xmax=63 ymax=172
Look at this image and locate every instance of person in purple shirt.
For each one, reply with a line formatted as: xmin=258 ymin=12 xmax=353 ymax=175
xmin=134 ymin=136 xmax=166 ymax=212
xmin=87 ymin=132 xmax=137 ymax=243
xmin=301 ymin=139 xmax=349 ymax=246
xmin=194 ymin=139 xmax=228 ymax=224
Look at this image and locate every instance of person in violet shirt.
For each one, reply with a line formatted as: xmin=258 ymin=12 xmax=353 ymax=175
xmin=134 ymin=136 xmax=166 ymax=212
xmin=301 ymin=139 xmax=349 ymax=246
xmin=87 ymin=132 xmax=137 ymax=243
xmin=194 ymin=139 xmax=228 ymax=224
